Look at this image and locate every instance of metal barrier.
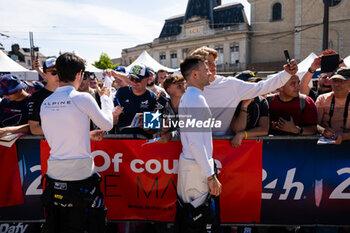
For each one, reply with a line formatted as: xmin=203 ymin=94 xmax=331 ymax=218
xmin=0 ymin=135 xmax=349 ymax=230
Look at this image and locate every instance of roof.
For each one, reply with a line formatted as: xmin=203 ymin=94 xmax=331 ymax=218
xmin=159 ymin=16 xmax=184 ymax=38
xmin=158 ymin=0 xmax=245 ymax=38
xmin=167 ymin=14 xmax=185 ymax=20
xmin=213 ymin=2 xmax=240 ymax=10
xmin=184 ymin=0 xmax=217 ymax=23
xmin=213 ymin=3 xmax=244 ymax=29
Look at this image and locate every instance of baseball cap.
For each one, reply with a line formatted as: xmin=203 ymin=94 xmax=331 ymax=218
xmin=43 ymin=58 xmax=56 ymax=72
xmin=235 ymin=70 xmax=256 ymax=81
xmin=24 ymin=81 xmax=44 ymax=90
xmin=114 ymin=66 xmax=126 ymax=73
xmin=0 ymin=75 xmax=27 ymax=96
xmin=128 ymin=64 xmax=150 ymax=79
xmin=329 ymin=67 xmax=350 ymax=81
xmin=247 ymin=77 xmax=264 ymax=83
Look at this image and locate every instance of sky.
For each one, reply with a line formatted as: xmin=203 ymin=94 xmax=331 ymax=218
xmin=0 ymin=0 xmax=250 ymax=64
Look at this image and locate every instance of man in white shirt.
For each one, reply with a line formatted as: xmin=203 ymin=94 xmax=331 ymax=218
xmin=191 ymin=46 xmax=298 ymax=136
xmin=40 ymin=52 xmax=114 ymax=233
xmin=175 ymin=55 xmax=222 ymax=233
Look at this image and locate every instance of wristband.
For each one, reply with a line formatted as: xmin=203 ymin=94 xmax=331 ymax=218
xmin=339 ymin=59 xmax=344 ymax=64
xmin=244 ymin=130 xmax=248 ymax=139
xmin=308 ymin=67 xmax=315 ymax=73
xmin=241 ymin=108 xmax=248 ymax=113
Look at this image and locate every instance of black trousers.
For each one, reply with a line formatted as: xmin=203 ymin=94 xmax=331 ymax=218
xmin=41 ymin=174 xmax=106 ymax=233
xmin=43 ymin=204 xmax=106 ymax=233
xmin=174 ymin=195 xmax=220 ymax=233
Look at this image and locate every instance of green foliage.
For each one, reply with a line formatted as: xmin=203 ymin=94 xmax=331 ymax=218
xmin=93 ymin=53 xmax=118 ymax=70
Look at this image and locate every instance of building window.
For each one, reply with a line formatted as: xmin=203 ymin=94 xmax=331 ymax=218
xmin=329 ymin=0 xmax=341 ymax=7
xmin=160 ymin=54 xmax=166 ymax=66
xmin=230 ymin=45 xmax=239 ymax=64
xmin=27 ymin=59 xmax=31 ymax=66
xmin=170 ymin=53 xmax=177 ymax=68
xmin=129 ymin=58 xmax=133 ymax=65
xmin=272 ymin=3 xmax=282 ymax=21
xmin=215 ymin=47 xmax=223 ymax=65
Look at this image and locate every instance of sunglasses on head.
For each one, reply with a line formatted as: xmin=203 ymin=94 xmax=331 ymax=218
xmin=83 ymin=72 xmax=90 ymax=80
xmin=129 ymin=76 xmax=142 ymax=83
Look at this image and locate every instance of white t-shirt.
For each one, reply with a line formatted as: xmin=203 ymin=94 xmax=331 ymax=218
xmin=203 ymin=71 xmax=291 ymax=136
xmin=179 ymin=86 xmax=214 ymax=177
xmin=40 ymin=85 xmax=114 ymax=180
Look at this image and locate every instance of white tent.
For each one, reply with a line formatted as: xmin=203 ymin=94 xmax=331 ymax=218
xmin=70 ymin=50 xmax=104 ymax=80
xmin=85 ymin=63 xmax=103 ymax=80
xmin=344 ymin=55 xmax=350 ymax=67
xmin=0 ymin=50 xmax=32 ymax=80
xmin=126 ymin=51 xmax=177 ymax=73
xmin=267 ymin=52 xmax=318 ymax=88
xmin=24 ymin=70 xmax=40 ymax=81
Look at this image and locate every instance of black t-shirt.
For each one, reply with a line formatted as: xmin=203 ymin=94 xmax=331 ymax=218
xmin=113 ymin=86 xmax=157 ymax=135
xmin=308 ymin=88 xmax=331 ymax=102
xmin=0 ymin=95 xmax=31 ymax=127
xmin=234 ymin=96 xmax=269 ymax=130
xmin=28 ymin=88 xmax=53 ymax=123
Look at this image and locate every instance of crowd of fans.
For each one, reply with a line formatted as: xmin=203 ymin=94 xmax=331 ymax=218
xmin=0 ymin=48 xmax=349 ymax=233
xmin=0 ymin=48 xmax=349 ymax=145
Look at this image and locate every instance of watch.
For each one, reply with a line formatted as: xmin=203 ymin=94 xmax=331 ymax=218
xmin=308 ymin=67 xmax=315 ymax=73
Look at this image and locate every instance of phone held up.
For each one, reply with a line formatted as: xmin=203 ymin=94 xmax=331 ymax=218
xmin=284 ymin=50 xmax=291 ymax=64
xmin=321 ymin=54 xmax=339 ymax=73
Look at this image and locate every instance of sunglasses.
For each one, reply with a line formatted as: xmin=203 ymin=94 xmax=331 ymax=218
xmin=90 ymin=81 xmax=97 ymax=85
xmin=49 ymin=70 xmax=57 ymax=75
xmin=129 ymin=76 xmax=142 ymax=83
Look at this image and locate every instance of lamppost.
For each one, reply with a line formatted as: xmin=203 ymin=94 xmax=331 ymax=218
xmin=322 ymin=0 xmax=329 ymax=50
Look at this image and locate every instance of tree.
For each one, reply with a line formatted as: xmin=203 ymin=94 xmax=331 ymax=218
xmin=93 ymin=53 xmax=117 ymax=70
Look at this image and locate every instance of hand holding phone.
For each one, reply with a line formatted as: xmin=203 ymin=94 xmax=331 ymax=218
xmin=34 ymin=55 xmax=40 ymax=69
xmin=284 ymin=50 xmax=291 ymax=64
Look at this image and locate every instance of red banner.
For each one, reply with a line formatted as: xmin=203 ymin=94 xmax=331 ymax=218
xmin=40 ymin=139 xmax=262 ymax=223
xmin=0 ymin=145 xmax=24 ymax=207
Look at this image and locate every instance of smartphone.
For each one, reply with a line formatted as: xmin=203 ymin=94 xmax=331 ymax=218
xmin=284 ymin=50 xmax=290 ymax=64
xmin=321 ymin=54 xmax=339 ymax=73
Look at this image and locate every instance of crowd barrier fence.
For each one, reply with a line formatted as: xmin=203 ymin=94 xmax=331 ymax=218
xmin=0 ymin=135 xmax=349 ymax=229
